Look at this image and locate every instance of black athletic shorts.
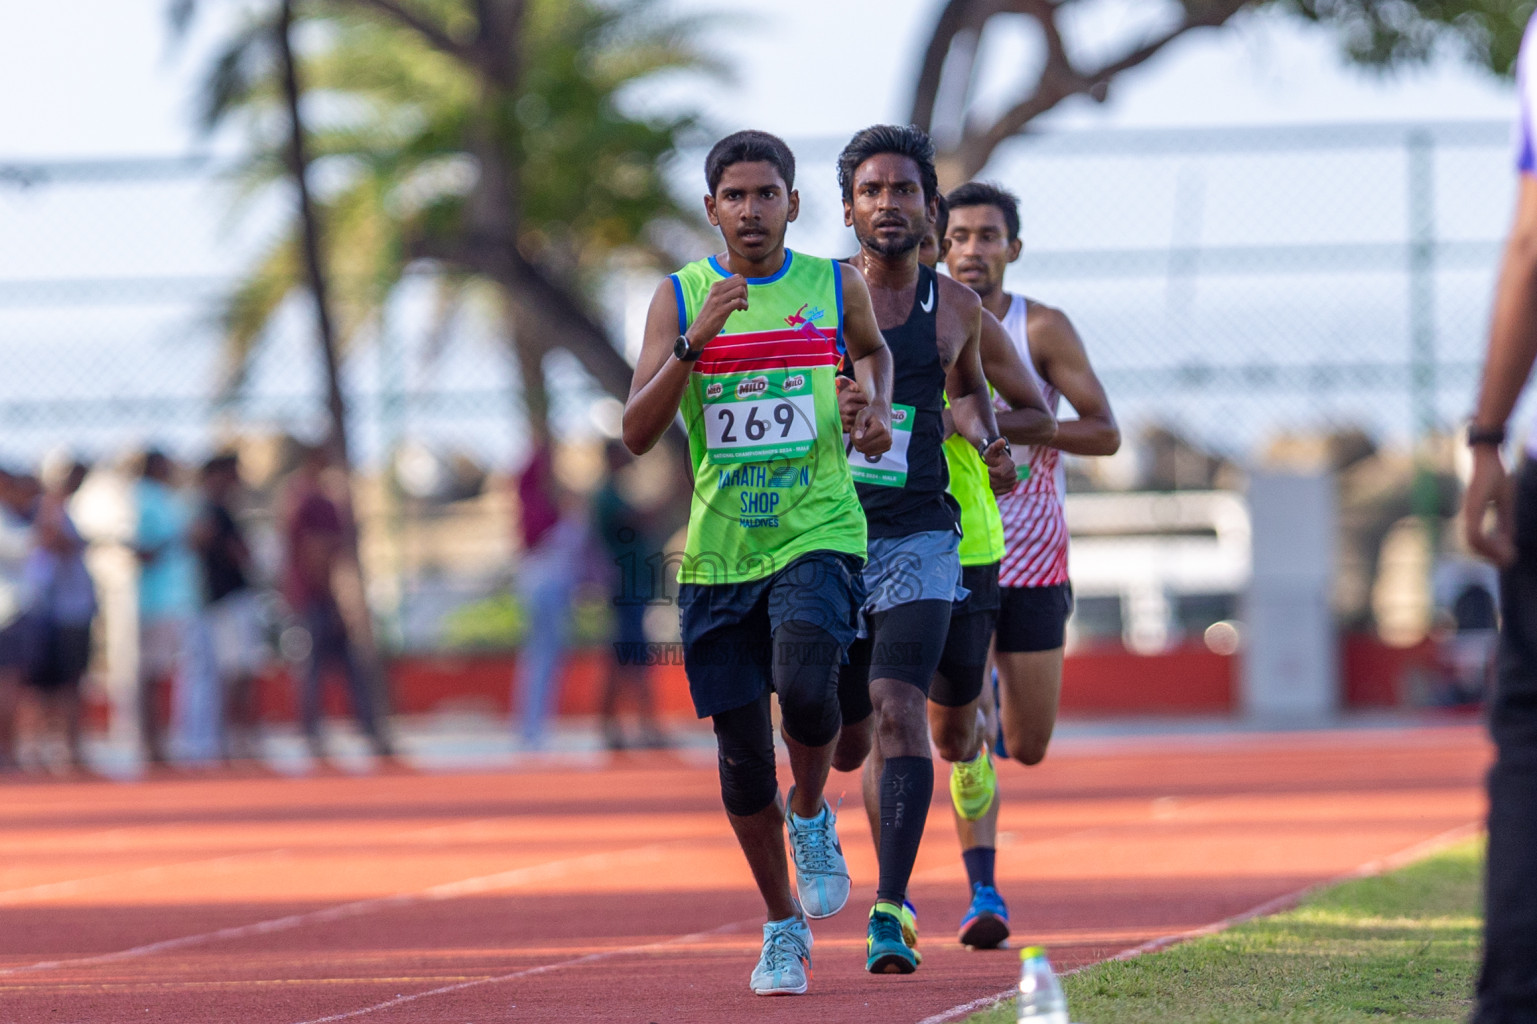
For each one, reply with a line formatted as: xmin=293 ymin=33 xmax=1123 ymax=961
xmin=931 ymin=562 xmax=1000 ymax=708
xmin=995 ymin=582 xmax=1073 ymax=654
xmin=678 ymin=550 xmax=862 ymax=719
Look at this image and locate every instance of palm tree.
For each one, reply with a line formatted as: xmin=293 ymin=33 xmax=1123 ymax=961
xmin=181 ymin=0 xmax=714 ymax=440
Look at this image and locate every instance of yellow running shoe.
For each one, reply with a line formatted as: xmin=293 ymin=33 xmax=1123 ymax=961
xmin=949 ymin=747 xmax=997 ymax=821
xmin=899 ymin=900 xmax=923 ymax=965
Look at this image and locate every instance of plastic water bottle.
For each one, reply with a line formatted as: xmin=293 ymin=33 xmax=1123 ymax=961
xmin=1016 ymin=946 xmax=1068 ymax=1024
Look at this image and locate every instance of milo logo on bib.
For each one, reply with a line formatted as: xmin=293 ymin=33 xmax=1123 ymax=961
xmin=700 ymin=367 xmax=820 ymax=465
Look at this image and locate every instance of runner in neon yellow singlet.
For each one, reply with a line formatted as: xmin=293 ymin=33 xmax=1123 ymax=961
xmin=622 ymin=130 xmax=893 ymax=997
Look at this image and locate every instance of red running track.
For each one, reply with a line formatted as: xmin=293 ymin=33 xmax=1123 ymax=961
xmin=0 ymin=725 xmax=1488 ymax=1023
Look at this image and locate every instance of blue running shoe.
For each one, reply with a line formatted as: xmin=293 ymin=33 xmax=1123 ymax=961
xmin=750 ymin=914 xmax=813 ymax=996
xmin=958 ymin=883 xmax=1010 ymax=950
xmin=785 ymin=787 xmax=851 ymax=919
xmin=866 ymin=902 xmax=919 ymax=974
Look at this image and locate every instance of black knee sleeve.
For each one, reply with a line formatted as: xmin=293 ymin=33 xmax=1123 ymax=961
xmin=773 ymin=623 xmax=842 ymax=748
xmin=711 ymin=693 xmax=778 ymax=817
xmin=867 ymin=600 xmax=951 ymax=692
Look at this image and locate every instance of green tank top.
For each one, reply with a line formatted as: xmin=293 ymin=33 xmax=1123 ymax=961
xmin=671 ymin=250 xmax=866 ymax=585
xmin=943 ymin=397 xmax=1006 ymax=567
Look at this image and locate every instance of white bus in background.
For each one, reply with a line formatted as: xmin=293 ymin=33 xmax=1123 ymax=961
xmin=1064 ymin=490 xmax=1251 ymax=655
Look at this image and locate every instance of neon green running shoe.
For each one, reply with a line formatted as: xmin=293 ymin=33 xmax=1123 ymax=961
xmin=866 ymin=902 xmax=919 ymax=974
xmin=949 ymin=747 xmax=997 ymax=821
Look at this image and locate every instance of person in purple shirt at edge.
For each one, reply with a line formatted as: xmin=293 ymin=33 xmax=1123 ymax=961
xmin=20 ymin=461 xmax=96 ymax=773
xmin=283 ymin=443 xmax=393 ymax=764
xmin=1462 ymin=12 xmax=1537 ymax=1020
xmin=512 ymin=436 xmax=588 ymax=751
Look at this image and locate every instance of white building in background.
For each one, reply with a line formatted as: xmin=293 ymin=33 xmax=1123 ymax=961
xmin=1065 ymin=490 xmax=1252 ymax=655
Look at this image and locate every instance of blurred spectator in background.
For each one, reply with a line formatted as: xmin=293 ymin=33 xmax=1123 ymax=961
xmin=284 ymin=443 xmax=392 ymax=763
xmin=190 ymin=452 xmax=266 ymax=762
xmin=19 ymin=461 xmax=96 ymax=772
xmin=0 ymin=469 xmax=34 ymax=772
xmin=1429 ymin=556 xmax=1500 ymax=707
xmin=512 ymin=437 xmax=586 ymax=751
xmin=133 ymin=450 xmax=198 ymax=765
xmin=593 ymin=440 xmax=666 ymax=751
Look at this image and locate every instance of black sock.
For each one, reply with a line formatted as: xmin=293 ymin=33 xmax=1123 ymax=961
xmin=876 ymin=756 xmax=934 ymax=905
xmin=962 ymin=846 xmax=996 ymax=890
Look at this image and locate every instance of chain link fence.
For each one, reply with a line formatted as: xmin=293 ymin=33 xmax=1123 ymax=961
xmin=0 ymin=121 xmax=1517 ymax=653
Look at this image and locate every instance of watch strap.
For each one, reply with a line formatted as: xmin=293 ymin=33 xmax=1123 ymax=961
xmin=674 ymin=335 xmax=702 ymax=362
xmin=1468 ymin=423 xmax=1507 ymax=447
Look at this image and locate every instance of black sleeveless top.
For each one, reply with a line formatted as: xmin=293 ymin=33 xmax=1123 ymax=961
xmin=845 ymin=263 xmax=960 ymax=539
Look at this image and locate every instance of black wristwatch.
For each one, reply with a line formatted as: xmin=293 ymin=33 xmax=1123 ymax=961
xmin=1467 ymin=423 xmax=1507 ymax=448
xmin=673 ymin=334 xmax=703 ymax=362
xmin=979 ymin=434 xmax=1011 ymax=458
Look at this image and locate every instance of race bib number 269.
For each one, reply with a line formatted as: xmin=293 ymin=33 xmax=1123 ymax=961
xmin=700 ymin=369 xmax=819 ymax=464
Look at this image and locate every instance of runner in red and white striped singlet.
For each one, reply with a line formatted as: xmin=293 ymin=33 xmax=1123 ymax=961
xmin=994 ymin=293 xmax=1068 ymax=589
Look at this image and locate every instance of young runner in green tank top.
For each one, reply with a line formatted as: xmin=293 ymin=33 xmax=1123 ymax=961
xmin=623 ymin=130 xmax=893 ymax=998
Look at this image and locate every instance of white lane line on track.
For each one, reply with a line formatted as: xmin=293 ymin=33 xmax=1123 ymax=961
xmin=911 ymin=820 xmax=1483 ymax=1024
xmin=0 ymin=840 xmax=688 ymax=978
xmin=0 ymin=812 xmax=523 ymax=906
xmin=0 ymin=850 xmax=297 ymax=906
xmin=286 ymin=917 xmax=759 ymax=1024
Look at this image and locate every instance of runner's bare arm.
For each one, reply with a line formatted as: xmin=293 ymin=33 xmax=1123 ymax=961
xmin=1031 ymin=303 xmax=1120 ymax=457
xmin=622 ymin=273 xmax=747 ymax=455
xmin=979 ymin=307 xmax=1056 ymax=447
xmin=944 ymin=288 xmax=1013 ymax=493
xmin=1464 ymin=175 xmax=1537 ymax=566
xmin=841 ymin=266 xmax=893 ymax=456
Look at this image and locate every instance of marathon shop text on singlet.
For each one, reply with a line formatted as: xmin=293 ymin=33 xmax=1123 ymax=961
xmin=672 ymin=250 xmax=865 ymax=585
xmin=842 ymin=263 xmax=959 ymax=539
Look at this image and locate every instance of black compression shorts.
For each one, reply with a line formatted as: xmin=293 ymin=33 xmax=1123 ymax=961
xmin=932 ymin=562 xmax=1000 ymax=708
xmin=994 ymin=582 xmax=1073 ymax=654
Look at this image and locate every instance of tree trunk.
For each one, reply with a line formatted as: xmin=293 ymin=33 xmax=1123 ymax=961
xmin=507 ymin=299 xmax=551 ymax=445
xmin=277 ymin=0 xmax=349 ymax=464
xmin=911 ymin=0 xmax=1256 ymax=185
xmin=277 ymin=0 xmax=388 ymax=703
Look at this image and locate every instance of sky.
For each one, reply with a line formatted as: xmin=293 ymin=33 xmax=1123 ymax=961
xmin=0 ymin=1 xmax=1518 ymax=161
xmin=0 ymin=0 xmax=1525 ymax=466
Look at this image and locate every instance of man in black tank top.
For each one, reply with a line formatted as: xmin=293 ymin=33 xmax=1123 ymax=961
xmin=827 ymin=125 xmax=1014 ymax=976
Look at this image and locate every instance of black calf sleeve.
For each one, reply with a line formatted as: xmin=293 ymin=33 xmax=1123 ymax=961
xmin=876 ymin=755 xmax=934 ymax=904
xmin=711 ymin=692 xmax=778 ymax=817
xmin=773 ymin=622 xmax=842 ymax=748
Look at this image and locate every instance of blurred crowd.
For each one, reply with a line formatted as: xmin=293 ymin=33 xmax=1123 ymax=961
xmin=512 ymin=436 xmax=672 ymax=753
xmin=0 ymin=436 xmax=675 ymax=777
xmin=0 ymin=443 xmax=396 ymax=776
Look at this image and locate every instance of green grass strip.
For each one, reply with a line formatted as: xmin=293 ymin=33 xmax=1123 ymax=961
xmin=963 ymin=838 xmax=1483 ymax=1024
